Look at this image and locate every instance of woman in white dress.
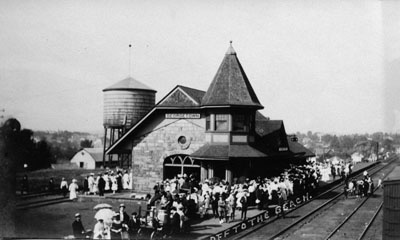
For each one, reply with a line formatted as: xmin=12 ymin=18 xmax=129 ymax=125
xmin=122 ymin=171 xmax=130 ymax=190
xmin=69 ymin=179 xmax=79 ymax=200
xmin=93 ymin=219 xmax=106 ymax=239
xmin=111 ymin=174 xmax=118 ymax=194
xmin=104 ymin=173 xmax=110 ymax=192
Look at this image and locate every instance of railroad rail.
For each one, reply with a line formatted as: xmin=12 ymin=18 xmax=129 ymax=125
xmin=324 ymin=175 xmax=388 ymax=240
xmin=17 ymin=196 xmax=71 ymax=210
xmin=231 ymin=155 xmax=398 ymax=240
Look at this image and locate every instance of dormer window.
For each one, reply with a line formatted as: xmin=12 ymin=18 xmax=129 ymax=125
xmin=215 ymin=114 xmax=229 ymax=131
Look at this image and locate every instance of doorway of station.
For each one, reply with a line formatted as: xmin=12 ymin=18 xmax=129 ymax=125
xmin=163 ymin=154 xmax=200 ymax=181
xmin=213 ymin=162 xmax=226 ymax=181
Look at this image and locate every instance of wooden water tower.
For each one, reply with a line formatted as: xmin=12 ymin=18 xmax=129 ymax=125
xmin=102 ymin=77 xmax=156 ymax=168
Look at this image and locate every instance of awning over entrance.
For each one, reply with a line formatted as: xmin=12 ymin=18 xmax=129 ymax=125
xmin=190 ymin=143 xmax=268 ymax=160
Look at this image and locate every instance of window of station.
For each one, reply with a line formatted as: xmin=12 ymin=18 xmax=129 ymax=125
xmin=232 ymin=114 xmax=250 ymax=132
xmin=205 ymin=115 xmax=211 ymax=131
xmin=215 ymin=114 xmax=229 ymax=131
xmin=163 ymin=155 xmax=200 ymax=180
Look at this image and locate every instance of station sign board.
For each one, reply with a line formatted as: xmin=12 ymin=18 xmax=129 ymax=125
xmin=165 ymin=113 xmax=201 ymax=119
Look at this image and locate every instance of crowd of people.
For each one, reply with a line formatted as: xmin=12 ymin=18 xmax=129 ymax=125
xmin=143 ymin=161 xmax=324 ymax=231
xmin=343 ymin=170 xmax=375 ymax=199
xmin=57 ymin=168 xmax=132 ymax=200
xmin=72 ymin=203 xmax=182 ymax=240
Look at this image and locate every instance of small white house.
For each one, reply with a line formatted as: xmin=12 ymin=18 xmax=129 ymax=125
xmin=70 ymin=148 xmax=113 ymax=169
xmin=328 ymin=156 xmax=344 ymax=165
xmin=351 ymin=152 xmax=364 ymax=164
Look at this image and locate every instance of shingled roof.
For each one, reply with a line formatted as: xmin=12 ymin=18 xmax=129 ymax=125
xmin=201 ymin=42 xmax=263 ymax=109
xmin=103 ymin=76 xmax=156 ymax=92
xmin=158 ymin=85 xmax=206 ymax=107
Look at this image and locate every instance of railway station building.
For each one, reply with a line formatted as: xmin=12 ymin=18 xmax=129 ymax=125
xmin=106 ymin=43 xmax=314 ymax=192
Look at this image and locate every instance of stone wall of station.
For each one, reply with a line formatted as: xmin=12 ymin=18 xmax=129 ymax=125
xmin=131 ymin=118 xmax=205 ymax=192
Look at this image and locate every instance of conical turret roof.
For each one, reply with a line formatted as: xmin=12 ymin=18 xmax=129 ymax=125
xmin=103 ymin=76 xmax=156 ymax=92
xmin=201 ymin=42 xmax=263 ymax=109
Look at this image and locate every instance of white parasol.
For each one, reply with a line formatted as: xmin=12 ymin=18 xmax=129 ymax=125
xmin=94 ymin=208 xmax=115 ymax=226
xmin=93 ymin=203 xmax=113 ymax=210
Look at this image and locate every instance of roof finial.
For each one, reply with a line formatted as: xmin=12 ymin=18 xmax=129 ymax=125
xmin=128 ymin=44 xmax=132 ymax=77
xmin=226 ymin=40 xmax=236 ymax=55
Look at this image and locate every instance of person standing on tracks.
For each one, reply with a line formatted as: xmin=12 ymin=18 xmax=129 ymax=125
xmin=88 ymin=173 xmax=95 ymax=195
xmin=21 ymin=175 xmax=29 ymax=195
xmin=48 ymin=177 xmax=55 ymax=193
xmin=60 ymin=177 xmax=68 ymax=197
xmin=343 ymin=180 xmax=349 ymax=199
xmin=331 ymin=165 xmax=336 ymax=180
xmin=83 ymin=175 xmax=89 ymax=195
xmin=98 ymin=173 xmax=106 ymax=197
xmin=69 ymin=179 xmax=79 ymax=201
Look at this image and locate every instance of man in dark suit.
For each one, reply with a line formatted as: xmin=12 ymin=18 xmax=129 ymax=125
xmin=240 ymin=192 xmax=248 ymax=220
xmin=72 ymin=213 xmax=86 ymax=238
xmin=98 ymin=174 xmax=105 ymax=196
xmin=169 ymin=207 xmax=181 ymax=236
xmin=128 ymin=212 xmax=141 ymax=239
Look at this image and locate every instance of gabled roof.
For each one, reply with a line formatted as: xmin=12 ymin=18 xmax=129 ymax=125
xmin=201 ymin=43 xmax=263 ymax=109
xmin=158 ymin=85 xmax=205 ymax=107
xmin=106 ymin=85 xmax=205 ymax=154
xmin=255 ymin=119 xmax=284 ymax=137
xmin=103 ymin=76 xmax=156 ymax=92
xmin=286 ymin=137 xmax=315 ymax=158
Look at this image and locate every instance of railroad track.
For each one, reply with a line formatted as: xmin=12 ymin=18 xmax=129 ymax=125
xmin=325 ymin=197 xmax=383 ymax=240
xmin=231 ymin=155 xmax=398 ymax=240
xmin=17 ymin=191 xmax=61 ymax=200
xmin=17 ymin=196 xmax=71 ymax=210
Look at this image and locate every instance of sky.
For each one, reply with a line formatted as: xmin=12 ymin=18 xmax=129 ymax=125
xmin=0 ymin=0 xmax=399 ymax=134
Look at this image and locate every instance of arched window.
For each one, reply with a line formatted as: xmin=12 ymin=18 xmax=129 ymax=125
xmin=163 ymin=154 xmax=200 ymax=180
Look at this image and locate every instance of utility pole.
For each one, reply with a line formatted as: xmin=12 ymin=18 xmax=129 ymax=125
xmin=0 ymin=108 xmax=5 ymax=122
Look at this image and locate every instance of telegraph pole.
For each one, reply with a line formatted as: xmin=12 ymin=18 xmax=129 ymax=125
xmin=0 ymin=108 xmax=5 ymax=122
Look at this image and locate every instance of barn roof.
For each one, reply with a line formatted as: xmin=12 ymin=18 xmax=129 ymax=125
xmin=83 ymin=148 xmax=104 ymax=162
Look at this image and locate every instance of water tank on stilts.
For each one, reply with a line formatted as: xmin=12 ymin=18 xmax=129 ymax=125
xmin=102 ymin=76 xmax=156 ymax=168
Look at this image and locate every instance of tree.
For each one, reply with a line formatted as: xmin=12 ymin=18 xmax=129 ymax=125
xmin=321 ymin=134 xmax=333 ymax=145
xmin=80 ymin=139 xmax=93 ymax=148
xmin=330 ymin=135 xmax=340 ymax=151
xmin=341 ymin=135 xmax=354 ymax=151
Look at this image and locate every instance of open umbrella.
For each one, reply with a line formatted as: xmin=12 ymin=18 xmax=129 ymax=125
xmin=93 ymin=203 xmax=113 ymax=210
xmin=94 ymin=208 xmax=114 ymax=224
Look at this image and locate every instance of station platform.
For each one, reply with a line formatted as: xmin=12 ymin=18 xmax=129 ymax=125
xmin=85 ymin=161 xmax=378 ymax=240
